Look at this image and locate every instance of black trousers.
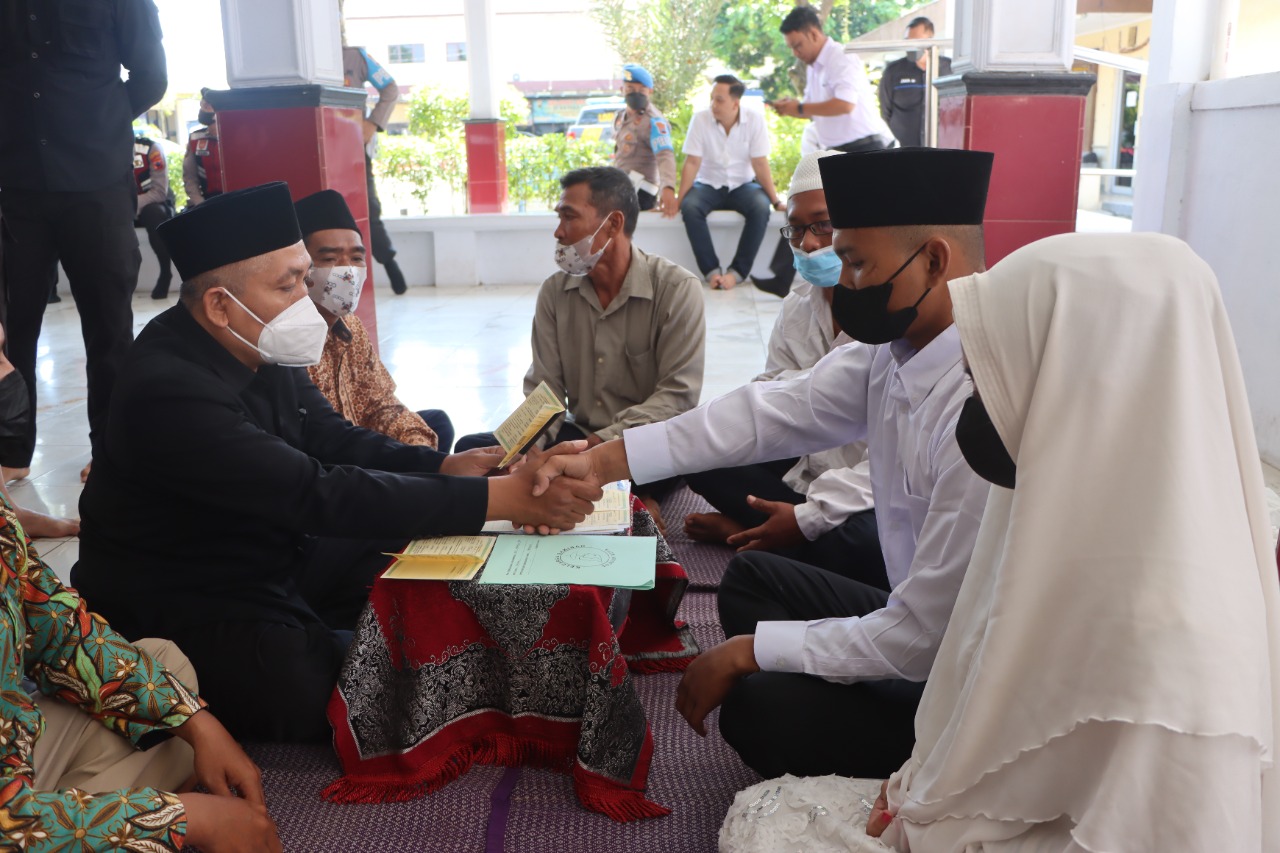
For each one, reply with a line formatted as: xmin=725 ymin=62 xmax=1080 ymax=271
xmin=135 ymin=200 xmax=174 ymax=281
xmin=417 ymin=407 xmax=455 ymax=454
xmin=365 ymin=153 xmax=396 ymax=265
xmin=0 ymin=176 xmax=140 ymax=465
xmin=717 ymin=551 xmax=925 ymax=779
xmin=686 ymin=461 xmax=888 ymax=589
xmin=164 ymin=536 xmax=408 ymax=742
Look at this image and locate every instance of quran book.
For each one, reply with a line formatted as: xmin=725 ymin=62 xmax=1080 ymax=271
xmin=382 ymin=536 xmax=496 ymax=581
xmin=493 ymin=381 xmax=566 ymax=469
xmin=480 ymin=481 xmax=632 ymax=536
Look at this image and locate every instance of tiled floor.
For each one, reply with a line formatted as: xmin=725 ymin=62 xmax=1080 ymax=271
xmin=13 ymin=278 xmax=784 ymax=584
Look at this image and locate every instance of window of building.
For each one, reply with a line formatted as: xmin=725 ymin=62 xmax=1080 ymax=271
xmin=388 ymin=44 xmax=425 ymax=64
xmin=446 ymin=42 xmax=467 ymax=62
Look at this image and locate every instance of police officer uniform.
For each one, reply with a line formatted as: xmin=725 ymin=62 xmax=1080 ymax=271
xmin=133 ymin=136 xmax=175 ymax=298
xmin=612 ymin=64 xmax=676 ymax=211
xmin=183 ymin=126 xmax=223 ymax=205
xmin=877 ymin=53 xmax=952 ymax=149
xmin=342 ymin=46 xmax=408 ymax=295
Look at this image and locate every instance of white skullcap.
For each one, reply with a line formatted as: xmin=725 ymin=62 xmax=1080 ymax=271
xmin=788 ymin=149 xmax=842 ymax=196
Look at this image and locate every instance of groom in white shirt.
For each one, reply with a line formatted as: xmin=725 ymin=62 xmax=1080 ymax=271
xmin=532 ymin=147 xmax=996 ymax=778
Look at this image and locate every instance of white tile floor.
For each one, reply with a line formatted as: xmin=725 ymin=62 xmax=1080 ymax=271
xmin=14 ymin=278 xmax=785 ymax=584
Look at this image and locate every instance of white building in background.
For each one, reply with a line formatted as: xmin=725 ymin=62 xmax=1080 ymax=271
xmin=342 ymin=0 xmax=625 ymax=131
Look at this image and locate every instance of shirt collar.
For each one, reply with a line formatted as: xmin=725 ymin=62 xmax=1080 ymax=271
xmin=890 ymin=323 xmax=963 ymax=411
xmin=162 ymin=301 xmax=259 ymax=392
xmin=563 ymin=244 xmax=654 ymax=313
xmin=812 ymin=36 xmax=841 ymax=72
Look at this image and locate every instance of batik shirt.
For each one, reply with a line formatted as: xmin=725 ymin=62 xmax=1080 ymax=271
xmin=0 ymin=499 xmax=200 ymax=851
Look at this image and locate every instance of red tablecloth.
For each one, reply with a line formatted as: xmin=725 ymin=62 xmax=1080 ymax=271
xmin=324 ymin=501 xmax=697 ymax=821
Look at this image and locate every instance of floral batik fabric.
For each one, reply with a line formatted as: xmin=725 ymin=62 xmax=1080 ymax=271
xmin=0 ymin=498 xmax=200 ymax=851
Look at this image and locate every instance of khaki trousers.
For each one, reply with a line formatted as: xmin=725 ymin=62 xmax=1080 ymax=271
xmin=32 ymin=638 xmax=197 ymax=794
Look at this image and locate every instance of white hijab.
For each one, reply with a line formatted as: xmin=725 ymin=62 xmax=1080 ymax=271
xmin=882 ymin=232 xmax=1280 ymax=852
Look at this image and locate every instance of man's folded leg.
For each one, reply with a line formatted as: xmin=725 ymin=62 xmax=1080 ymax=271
xmin=684 ymin=458 xmax=802 ymax=529
xmin=797 ymin=508 xmax=889 ymax=591
xmin=718 ymin=671 xmax=924 ymax=779
xmin=715 ymin=550 xmax=923 ymax=777
xmin=33 ymin=638 xmax=198 ymax=793
xmin=170 ymin=619 xmax=347 ymax=743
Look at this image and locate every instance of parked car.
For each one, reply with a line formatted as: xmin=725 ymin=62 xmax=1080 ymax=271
xmin=566 ymin=98 xmax=625 ymax=143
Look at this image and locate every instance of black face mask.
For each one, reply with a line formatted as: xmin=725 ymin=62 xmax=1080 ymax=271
xmin=624 ymin=92 xmax=649 ymax=112
xmin=830 ymin=243 xmax=929 ymax=344
xmin=0 ymin=371 xmax=33 ymax=468
xmin=198 ymin=110 xmax=215 ymax=126
xmin=955 ymin=394 xmax=1017 ymax=489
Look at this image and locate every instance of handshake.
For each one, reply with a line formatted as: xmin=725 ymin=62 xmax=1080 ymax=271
xmin=453 ymin=438 xmax=632 ymax=534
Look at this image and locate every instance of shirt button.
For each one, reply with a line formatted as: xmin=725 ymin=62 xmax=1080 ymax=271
xmin=29 ymin=13 xmax=36 ymax=20
xmin=31 ymin=52 xmax=38 ymax=59
xmin=596 ymin=357 xmax=603 ymax=364
xmin=775 ymin=656 xmax=787 ymax=668
xmin=32 ymin=92 xmax=40 ymax=99
xmin=39 ymin=139 xmax=46 ymax=146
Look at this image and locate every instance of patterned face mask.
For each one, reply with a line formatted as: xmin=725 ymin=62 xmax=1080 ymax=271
xmin=554 ymin=217 xmax=613 ymax=277
xmin=307 ymin=266 xmax=367 ymax=317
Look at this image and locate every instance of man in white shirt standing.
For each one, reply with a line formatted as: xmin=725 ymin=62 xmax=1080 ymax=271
xmin=675 ymin=75 xmax=785 ymax=291
xmin=769 ymin=6 xmax=896 ymax=153
xmin=530 ymin=148 xmax=995 ymax=779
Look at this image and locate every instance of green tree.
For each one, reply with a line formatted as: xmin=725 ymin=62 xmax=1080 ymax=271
xmin=591 ymin=0 xmax=727 ymax=116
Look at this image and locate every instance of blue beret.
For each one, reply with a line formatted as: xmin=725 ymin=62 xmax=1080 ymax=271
xmin=622 ymin=64 xmax=654 ymax=89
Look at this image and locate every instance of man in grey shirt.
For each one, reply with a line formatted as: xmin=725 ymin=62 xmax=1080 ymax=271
xmin=457 ymin=166 xmax=705 ymax=527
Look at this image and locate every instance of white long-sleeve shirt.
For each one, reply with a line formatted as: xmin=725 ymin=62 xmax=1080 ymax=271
xmin=624 ymin=324 xmax=989 ymax=682
xmin=755 ymin=282 xmax=872 ymax=540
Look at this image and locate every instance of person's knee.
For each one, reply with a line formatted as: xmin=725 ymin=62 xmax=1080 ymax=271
xmin=680 ymin=189 xmax=715 ymax=220
xmin=133 ymin=637 xmax=199 ymax=693
xmin=717 ymin=551 xmax=775 ymax=636
xmin=718 ymin=675 xmax=786 ymax=778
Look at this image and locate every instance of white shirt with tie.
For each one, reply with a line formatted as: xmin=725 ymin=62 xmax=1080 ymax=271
xmin=624 ymin=324 xmax=990 ymax=683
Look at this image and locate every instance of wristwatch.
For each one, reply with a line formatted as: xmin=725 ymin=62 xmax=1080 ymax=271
xmin=796 ymin=101 xmax=805 ymax=116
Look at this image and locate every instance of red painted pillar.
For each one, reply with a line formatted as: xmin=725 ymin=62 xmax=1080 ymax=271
xmin=205 ymin=85 xmax=382 ymax=347
xmin=936 ymin=72 xmax=1096 ymax=266
xmin=465 ymin=119 xmax=508 ymax=214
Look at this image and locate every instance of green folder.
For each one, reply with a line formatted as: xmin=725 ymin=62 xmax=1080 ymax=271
xmin=477 ymin=535 xmax=656 ymax=590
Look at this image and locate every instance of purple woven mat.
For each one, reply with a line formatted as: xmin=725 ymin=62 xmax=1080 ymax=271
xmin=249 ymin=639 xmax=755 ymax=852
xmin=659 ymin=486 xmax=735 ymax=590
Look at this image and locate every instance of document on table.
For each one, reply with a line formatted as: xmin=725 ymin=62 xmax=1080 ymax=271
xmin=477 ymin=534 xmax=655 ymax=590
xmin=480 ymin=481 xmax=632 ymax=536
xmin=382 ymin=536 xmax=495 ymax=581
xmin=493 ymin=380 xmax=566 ymax=468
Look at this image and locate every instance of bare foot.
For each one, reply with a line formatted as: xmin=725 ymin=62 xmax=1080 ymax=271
xmin=80 ymin=462 xmax=92 ymax=483
xmin=708 ymin=273 xmax=725 ymax=290
xmin=638 ymin=494 xmax=669 ymax=538
xmin=15 ymin=507 xmax=79 ymax=539
xmin=684 ymin=511 xmax=747 ymax=544
xmin=718 ymin=270 xmax=740 ymax=291
xmin=3 ymin=467 xmax=30 ymax=483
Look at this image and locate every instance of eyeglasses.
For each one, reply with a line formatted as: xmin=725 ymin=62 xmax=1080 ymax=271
xmin=779 ymin=220 xmax=834 ymax=243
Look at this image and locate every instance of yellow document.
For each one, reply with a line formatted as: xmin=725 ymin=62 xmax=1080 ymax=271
xmin=382 ymin=536 xmax=496 ymax=581
xmin=493 ymin=381 xmax=566 ymax=468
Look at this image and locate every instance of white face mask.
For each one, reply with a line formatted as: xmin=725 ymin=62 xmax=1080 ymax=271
xmin=306 ymin=265 xmax=366 ymax=317
xmin=218 ymin=288 xmax=330 ymax=367
xmin=554 ymin=216 xmax=613 ymax=276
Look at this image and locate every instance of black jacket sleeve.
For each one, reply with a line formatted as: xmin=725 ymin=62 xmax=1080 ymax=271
xmin=117 ymin=0 xmax=167 ymax=117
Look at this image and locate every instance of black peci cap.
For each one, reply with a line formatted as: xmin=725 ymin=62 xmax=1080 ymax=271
xmin=818 ymin=148 xmax=994 ymax=228
xmin=158 ymin=182 xmax=302 ymax=281
xmin=294 ymin=189 xmax=360 ymax=239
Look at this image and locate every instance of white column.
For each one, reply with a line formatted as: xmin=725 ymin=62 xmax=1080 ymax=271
xmin=221 ymin=0 xmax=343 ymax=88
xmin=1133 ymin=0 xmax=1240 ymax=233
xmin=950 ymin=0 xmax=1075 ymax=74
xmin=464 ymin=0 xmax=500 ymax=120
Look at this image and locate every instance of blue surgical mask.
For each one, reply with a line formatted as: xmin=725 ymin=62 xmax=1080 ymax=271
xmin=790 ymin=244 xmax=843 ymax=288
